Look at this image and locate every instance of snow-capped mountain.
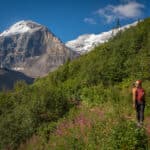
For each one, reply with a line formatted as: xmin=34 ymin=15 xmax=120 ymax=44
xmin=0 ymin=20 xmax=78 ymax=77
xmin=66 ymin=21 xmax=138 ymax=54
xmin=0 ymin=20 xmax=40 ymax=37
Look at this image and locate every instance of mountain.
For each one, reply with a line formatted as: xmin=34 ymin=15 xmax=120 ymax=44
xmin=66 ymin=21 xmax=138 ymax=54
xmin=0 ymin=20 xmax=78 ymax=77
xmin=0 ymin=68 xmax=34 ymax=90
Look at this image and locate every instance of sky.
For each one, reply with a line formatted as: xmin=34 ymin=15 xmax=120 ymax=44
xmin=0 ymin=0 xmax=149 ymax=42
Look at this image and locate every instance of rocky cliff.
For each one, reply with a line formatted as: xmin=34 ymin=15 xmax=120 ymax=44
xmin=0 ymin=20 xmax=78 ymax=77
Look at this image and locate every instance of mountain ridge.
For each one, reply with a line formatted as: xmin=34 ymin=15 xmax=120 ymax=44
xmin=66 ymin=21 xmax=138 ymax=54
xmin=0 ymin=67 xmax=34 ymax=90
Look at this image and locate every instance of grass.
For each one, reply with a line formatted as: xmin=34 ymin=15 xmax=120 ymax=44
xmin=18 ymin=92 xmax=150 ymax=150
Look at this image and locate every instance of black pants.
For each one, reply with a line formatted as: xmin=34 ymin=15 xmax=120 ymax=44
xmin=135 ymin=100 xmax=145 ymax=123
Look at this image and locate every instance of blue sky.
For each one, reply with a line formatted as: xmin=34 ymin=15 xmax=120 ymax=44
xmin=0 ymin=0 xmax=149 ymax=42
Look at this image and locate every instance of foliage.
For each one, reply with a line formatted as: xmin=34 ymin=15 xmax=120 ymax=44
xmin=110 ymin=120 xmax=148 ymax=150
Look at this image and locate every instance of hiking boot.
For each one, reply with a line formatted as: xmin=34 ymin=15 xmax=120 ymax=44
xmin=137 ymin=122 xmax=142 ymax=127
xmin=140 ymin=122 xmax=143 ymax=127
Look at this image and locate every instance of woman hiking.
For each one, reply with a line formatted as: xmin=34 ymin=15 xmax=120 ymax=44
xmin=132 ymin=80 xmax=145 ymax=127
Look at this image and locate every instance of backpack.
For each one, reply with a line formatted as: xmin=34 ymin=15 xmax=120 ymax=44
xmin=136 ymin=88 xmax=145 ymax=102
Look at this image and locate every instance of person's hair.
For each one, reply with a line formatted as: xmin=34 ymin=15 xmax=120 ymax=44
xmin=136 ymin=80 xmax=142 ymax=87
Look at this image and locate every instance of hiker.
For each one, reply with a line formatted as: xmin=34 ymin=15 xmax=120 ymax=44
xmin=132 ymin=80 xmax=145 ymax=126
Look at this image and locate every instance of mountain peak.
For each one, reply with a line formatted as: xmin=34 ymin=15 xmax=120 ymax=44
xmin=0 ymin=20 xmax=77 ymax=77
xmin=0 ymin=20 xmax=42 ymax=37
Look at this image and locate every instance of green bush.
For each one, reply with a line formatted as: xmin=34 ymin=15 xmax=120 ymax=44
xmin=109 ymin=120 xmax=148 ymax=150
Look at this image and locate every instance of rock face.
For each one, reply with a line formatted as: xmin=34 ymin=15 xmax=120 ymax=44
xmin=0 ymin=20 xmax=78 ymax=77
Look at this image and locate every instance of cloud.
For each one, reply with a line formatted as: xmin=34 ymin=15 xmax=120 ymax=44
xmin=120 ymin=0 xmax=135 ymax=3
xmin=96 ymin=1 xmax=145 ymax=23
xmin=84 ymin=18 xmax=97 ymax=24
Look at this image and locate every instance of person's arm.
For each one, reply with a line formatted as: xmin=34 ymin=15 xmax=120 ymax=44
xmin=143 ymin=89 xmax=146 ymax=102
xmin=132 ymin=88 xmax=136 ymax=108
